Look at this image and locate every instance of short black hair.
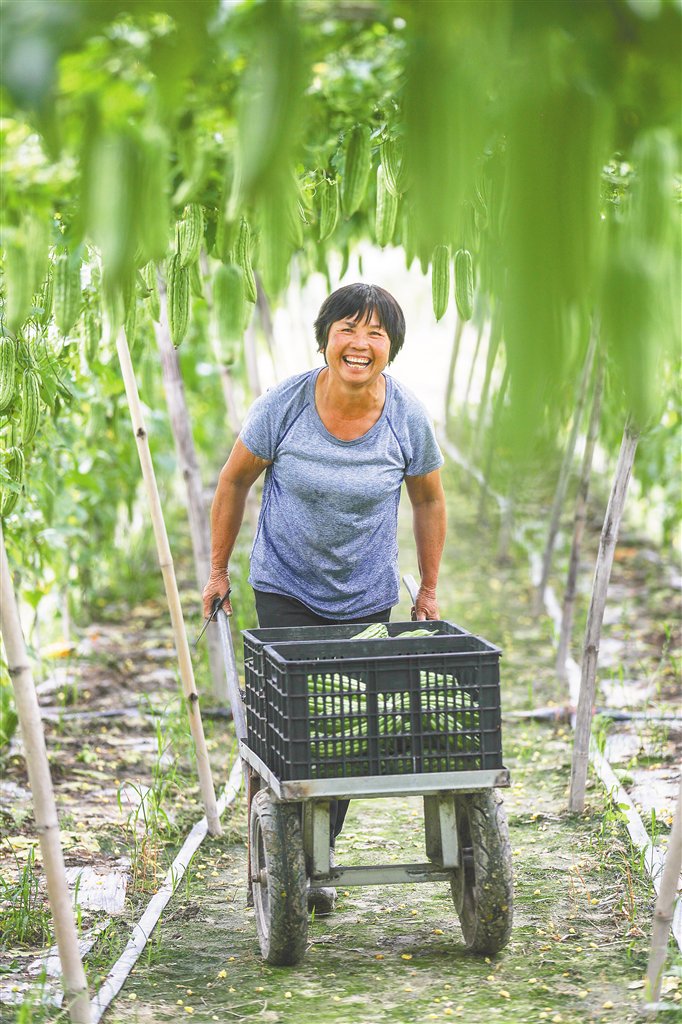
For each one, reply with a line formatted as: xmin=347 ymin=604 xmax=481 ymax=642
xmin=313 ymin=283 xmax=406 ymax=363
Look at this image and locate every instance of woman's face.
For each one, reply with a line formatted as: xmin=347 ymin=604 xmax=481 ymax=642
xmin=324 ymin=310 xmax=391 ymax=387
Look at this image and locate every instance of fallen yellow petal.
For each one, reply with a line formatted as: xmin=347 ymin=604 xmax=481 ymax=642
xmin=401 ymin=954 xmax=413 ymax=960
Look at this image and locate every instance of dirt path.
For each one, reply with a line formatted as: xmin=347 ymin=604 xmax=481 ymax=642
xmin=103 ymin=731 xmax=667 ymax=1024
xmin=1 ymin=461 xmax=680 ymax=1023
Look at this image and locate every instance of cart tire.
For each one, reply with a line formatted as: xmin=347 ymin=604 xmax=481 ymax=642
xmin=451 ymin=789 xmax=513 ymax=955
xmin=250 ymin=790 xmax=308 ymax=965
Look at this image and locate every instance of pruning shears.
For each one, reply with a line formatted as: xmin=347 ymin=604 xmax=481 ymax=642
xmin=193 ymin=588 xmax=231 ymax=648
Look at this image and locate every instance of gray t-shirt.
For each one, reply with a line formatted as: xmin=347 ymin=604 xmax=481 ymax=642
xmin=239 ymin=367 xmax=443 ymax=619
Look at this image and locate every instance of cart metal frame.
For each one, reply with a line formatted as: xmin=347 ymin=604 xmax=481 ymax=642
xmin=241 ymin=737 xmax=507 ymax=888
xmin=216 ymin=576 xmax=514 ymax=965
xmin=241 ymin=741 xmax=509 ymax=887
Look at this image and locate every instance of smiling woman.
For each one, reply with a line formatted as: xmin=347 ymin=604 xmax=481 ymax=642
xmin=202 ymin=283 xmax=447 ymax=891
xmin=315 ymin=290 xmax=395 ymax=440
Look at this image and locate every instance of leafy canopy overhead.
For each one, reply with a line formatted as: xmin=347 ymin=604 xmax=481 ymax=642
xmin=1 ymin=0 xmax=680 ymax=433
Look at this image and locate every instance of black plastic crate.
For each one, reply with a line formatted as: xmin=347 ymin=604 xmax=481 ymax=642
xmin=243 ymin=619 xmax=469 ymax=676
xmin=242 ymin=621 xmax=469 ymax=769
xmin=243 ymin=628 xmax=503 ymax=783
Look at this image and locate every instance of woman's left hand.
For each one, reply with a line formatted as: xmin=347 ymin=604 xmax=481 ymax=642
xmin=412 ymin=584 xmax=439 ymax=621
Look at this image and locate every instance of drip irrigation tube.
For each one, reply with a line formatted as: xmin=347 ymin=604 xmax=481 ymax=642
xmin=90 ymin=756 xmax=243 ymax=1023
xmin=438 ymin=433 xmax=682 ymax=952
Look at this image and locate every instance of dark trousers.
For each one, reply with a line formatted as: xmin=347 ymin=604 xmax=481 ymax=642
xmin=253 ymin=589 xmax=392 ymax=846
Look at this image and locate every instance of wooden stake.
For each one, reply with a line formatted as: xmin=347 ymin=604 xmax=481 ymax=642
xmin=444 ymin=317 xmax=464 ymax=425
xmin=472 ymin=310 xmax=502 ymax=461
xmin=0 ymin=525 xmax=92 ymax=1024
xmin=115 ymin=325 xmax=221 ymax=836
xmin=201 ymin=251 xmax=259 ymax=533
xmin=154 ymin=279 xmax=228 ymax=704
xmin=244 ymin=310 xmax=263 ymax=401
xmin=477 ymin=362 xmax=510 ymax=523
xmin=556 ymin=358 xmax=603 ymax=680
xmin=645 ymin=779 xmax=682 ymax=1005
xmin=568 ymin=423 xmax=639 ymax=812
xmin=534 ymin=331 xmax=596 ymax=615
xmin=463 ymin=321 xmax=484 ymax=408
xmin=199 ymin=252 xmax=244 ymax=440
xmin=255 ymin=275 xmax=278 ymax=375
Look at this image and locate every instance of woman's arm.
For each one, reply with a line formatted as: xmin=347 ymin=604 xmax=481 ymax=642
xmin=405 ymin=469 xmax=447 ymax=620
xmin=202 ymin=438 xmax=271 ymax=617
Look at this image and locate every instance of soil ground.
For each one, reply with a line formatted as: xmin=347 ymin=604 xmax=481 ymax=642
xmin=1 ymin=458 xmax=680 ymax=1023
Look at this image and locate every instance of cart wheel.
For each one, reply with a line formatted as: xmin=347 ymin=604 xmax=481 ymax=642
xmin=250 ymin=790 xmax=308 ymax=966
xmin=451 ymin=789 xmax=513 ymax=955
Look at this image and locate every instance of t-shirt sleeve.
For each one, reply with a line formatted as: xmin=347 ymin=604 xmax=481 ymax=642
xmin=404 ymin=401 xmax=444 ymax=477
xmin=239 ymin=389 xmax=281 ymax=461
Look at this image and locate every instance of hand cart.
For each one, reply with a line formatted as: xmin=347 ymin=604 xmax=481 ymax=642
xmin=216 ymin=576 xmax=513 ymax=966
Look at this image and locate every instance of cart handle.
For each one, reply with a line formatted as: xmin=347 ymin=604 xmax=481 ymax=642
xmin=215 ymin=607 xmax=248 ymax=745
xmin=402 ymin=573 xmax=419 ymax=606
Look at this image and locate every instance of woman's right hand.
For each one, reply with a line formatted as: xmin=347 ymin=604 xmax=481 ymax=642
xmin=202 ymin=566 xmax=232 ymax=619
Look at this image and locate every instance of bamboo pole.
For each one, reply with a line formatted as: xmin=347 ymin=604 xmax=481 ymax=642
xmin=477 ymin=362 xmax=510 ymax=523
xmin=497 ymin=476 xmax=516 ymax=564
xmin=645 ymin=779 xmax=682 ymax=1005
xmin=243 ymin=313 xmax=262 ymax=401
xmin=463 ymin=320 xmax=484 ymax=408
xmin=556 ymin=358 xmax=604 ymax=681
xmin=201 ymin=251 xmax=259 ymax=534
xmin=154 ymin=279 xmax=228 ymax=704
xmin=439 ymin=428 xmax=682 ymax=958
xmin=0 ymin=525 xmax=92 ymax=1024
xmin=200 ymin=252 xmax=244 ymax=440
xmin=472 ymin=311 xmax=502 ymax=462
xmin=443 ymin=316 xmax=464 ymax=426
xmin=255 ymin=275 xmax=278 ymax=376
xmin=533 ymin=332 xmax=597 ymax=615
xmin=114 ymin=324 xmax=221 ymax=836
xmin=568 ymin=423 xmax=639 ymax=812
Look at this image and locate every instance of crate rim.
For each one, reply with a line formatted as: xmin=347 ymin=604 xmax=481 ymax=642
xmin=241 ymin=618 xmax=472 ymax=641
xmin=262 ymin=633 xmax=503 ymax=667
